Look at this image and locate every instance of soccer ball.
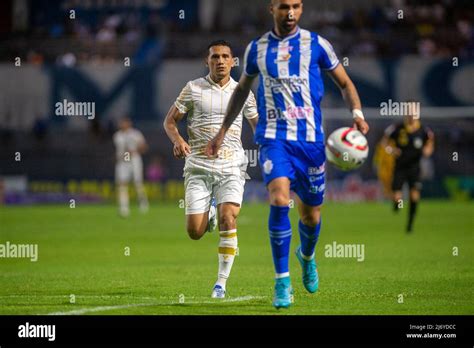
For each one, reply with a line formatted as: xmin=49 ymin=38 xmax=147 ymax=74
xmin=325 ymin=127 xmax=369 ymax=171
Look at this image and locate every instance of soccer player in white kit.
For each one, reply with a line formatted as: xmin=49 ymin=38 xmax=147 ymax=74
xmin=163 ymin=40 xmax=259 ymax=298
xmin=114 ymin=117 xmax=149 ymax=217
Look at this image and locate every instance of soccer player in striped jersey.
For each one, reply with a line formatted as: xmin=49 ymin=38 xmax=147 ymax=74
xmin=206 ymin=0 xmax=369 ymax=308
xmin=164 ymin=40 xmax=259 ymax=298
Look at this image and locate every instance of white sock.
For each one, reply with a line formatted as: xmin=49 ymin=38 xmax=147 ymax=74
xmin=300 ymin=249 xmax=314 ymax=261
xmin=216 ymin=276 xmax=227 ymax=288
xmin=135 ymin=182 xmax=148 ymax=209
xmin=118 ymin=185 xmax=129 ymax=213
xmin=275 ymin=272 xmax=290 ymax=279
xmin=217 ymin=229 xmax=238 ymax=289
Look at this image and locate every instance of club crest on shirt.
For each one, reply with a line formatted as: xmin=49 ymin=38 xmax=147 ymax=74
xmin=263 ymin=159 xmax=273 ymax=174
xmin=414 ymin=137 xmax=423 ymax=149
xmin=274 ymin=45 xmax=292 ymax=63
xmin=271 ymin=46 xmax=294 ymax=54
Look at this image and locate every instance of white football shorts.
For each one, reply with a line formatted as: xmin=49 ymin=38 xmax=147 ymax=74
xmin=115 ymin=156 xmax=144 ymax=184
xmin=184 ymin=169 xmax=246 ymax=215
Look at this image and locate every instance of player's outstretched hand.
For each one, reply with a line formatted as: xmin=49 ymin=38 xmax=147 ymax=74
xmin=173 ymin=139 xmax=191 ymax=159
xmin=205 ymin=132 xmax=224 ymax=159
xmin=353 ymin=117 xmax=369 ymax=135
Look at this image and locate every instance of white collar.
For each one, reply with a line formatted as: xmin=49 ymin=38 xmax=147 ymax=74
xmin=205 ymin=74 xmax=233 ymax=90
xmin=269 ymin=26 xmax=301 ymax=41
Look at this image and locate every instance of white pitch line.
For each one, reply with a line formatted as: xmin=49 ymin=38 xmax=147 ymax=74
xmin=46 ymin=295 xmax=266 ymax=315
xmin=1 ymin=295 xmax=260 ymax=300
xmin=169 ymin=295 xmax=267 ymax=305
xmin=48 ymin=303 xmax=156 ymax=315
xmin=0 ymin=295 xmax=156 ymax=299
xmin=224 ymin=295 xmax=265 ymax=303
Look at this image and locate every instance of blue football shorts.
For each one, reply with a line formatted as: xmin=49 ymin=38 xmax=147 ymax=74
xmin=258 ymin=138 xmax=326 ymax=206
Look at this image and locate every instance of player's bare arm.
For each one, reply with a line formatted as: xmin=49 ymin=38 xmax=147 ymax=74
xmin=327 ymin=64 xmax=369 ymax=134
xmin=163 ymin=104 xmax=191 ymax=159
xmin=423 ymin=130 xmax=435 ymax=157
xmin=138 ymin=139 xmax=148 ymax=154
xmin=205 ymin=74 xmax=256 ymax=157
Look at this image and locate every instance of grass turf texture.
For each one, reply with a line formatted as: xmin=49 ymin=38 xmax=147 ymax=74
xmin=0 ymin=201 xmax=472 ymax=315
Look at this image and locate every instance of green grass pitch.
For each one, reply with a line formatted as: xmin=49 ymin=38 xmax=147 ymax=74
xmin=0 ymin=201 xmax=473 ymax=315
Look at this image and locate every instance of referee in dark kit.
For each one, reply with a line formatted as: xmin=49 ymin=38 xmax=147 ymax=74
xmin=382 ymin=101 xmax=435 ymax=233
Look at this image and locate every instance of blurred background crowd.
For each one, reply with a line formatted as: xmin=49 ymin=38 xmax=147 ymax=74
xmin=0 ymin=0 xmax=473 ymax=204
xmin=2 ymin=0 xmax=473 ymax=66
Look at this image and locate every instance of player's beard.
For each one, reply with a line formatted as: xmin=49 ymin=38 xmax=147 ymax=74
xmin=280 ymin=19 xmax=297 ymax=35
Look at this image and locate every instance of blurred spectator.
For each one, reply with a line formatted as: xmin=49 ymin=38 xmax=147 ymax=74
xmin=56 ymin=52 xmax=76 ymax=67
xmin=418 ymin=38 xmax=437 ymax=57
xmin=32 ymin=117 xmax=48 ymax=140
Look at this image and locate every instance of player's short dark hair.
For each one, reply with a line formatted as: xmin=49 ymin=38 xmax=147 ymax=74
xmin=207 ymin=40 xmax=233 ymax=56
xmin=271 ymin=0 xmax=303 ymax=5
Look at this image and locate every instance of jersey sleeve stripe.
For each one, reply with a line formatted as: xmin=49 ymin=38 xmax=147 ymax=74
xmin=243 ymin=40 xmax=259 ymax=76
xmin=174 ymin=101 xmax=188 ymax=114
xmin=245 ymin=112 xmax=258 ymax=119
xmin=317 ymin=35 xmax=340 ymax=71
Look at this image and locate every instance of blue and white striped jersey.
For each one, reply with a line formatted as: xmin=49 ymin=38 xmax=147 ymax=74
xmin=243 ymin=27 xmax=339 ymax=143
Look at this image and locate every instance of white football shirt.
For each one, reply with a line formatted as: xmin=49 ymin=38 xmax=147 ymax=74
xmin=174 ymin=75 xmax=258 ymax=175
xmin=113 ymin=128 xmax=145 ymax=161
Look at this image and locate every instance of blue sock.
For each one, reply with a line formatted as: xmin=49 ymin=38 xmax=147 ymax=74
xmin=269 ymin=205 xmax=292 ymax=277
xmin=298 ymin=219 xmax=321 ymax=259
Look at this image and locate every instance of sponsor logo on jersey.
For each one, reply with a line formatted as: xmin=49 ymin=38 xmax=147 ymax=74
xmin=266 ymin=106 xmax=313 ymax=121
xmin=308 ymin=163 xmax=325 ymax=175
xmin=271 ymin=46 xmax=294 ymax=54
xmin=264 ymin=76 xmax=308 ymax=94
xmin=309 ymin=175 xmax=324 ymax=182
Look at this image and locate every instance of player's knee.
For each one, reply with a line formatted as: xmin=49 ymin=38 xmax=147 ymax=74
xmin=219 ymin=212 xmax=236 ymax=231
xmin=269 ymin=191 xmax=290 ymax=206
xmin=186 ymin=228 xmax=204 ymax=240
xmin=393 ymin=191 xmax=402 ymax=202
xmin=186 ymin=223 xmax=205 ymax=240
xmin=268 ymin=179 xmax=290 ymax=206
xmin=300 ymin=209 xmax=321 ymax=227
xmin=410 ymin=190 xmax=420 ymax=201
